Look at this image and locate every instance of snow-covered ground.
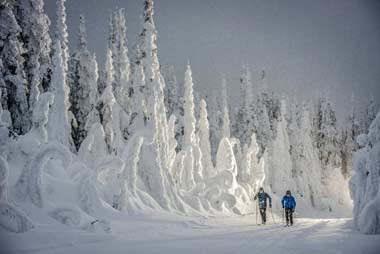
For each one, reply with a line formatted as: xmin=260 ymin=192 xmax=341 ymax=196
xmin=1 ymin=213 xmax=379 ymax=254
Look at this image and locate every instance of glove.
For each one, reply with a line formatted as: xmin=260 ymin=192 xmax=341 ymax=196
xmin=282 ymin=206 xmax=284 ymax=209
xmin=292 ymin=208 xmax=295 ymax=213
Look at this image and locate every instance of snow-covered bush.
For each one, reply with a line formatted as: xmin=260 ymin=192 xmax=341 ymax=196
xmin=29 ymin=92 xmax=54 ymax=143
xmin=14 ymin=143 xmax=72 ymax=207
xmin=0 ymin=156 xmax=34 ymax=233
xmin=238 ymin=133 xmax=265 ymax=196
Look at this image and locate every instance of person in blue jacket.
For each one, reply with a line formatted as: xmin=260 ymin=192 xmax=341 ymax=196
xmin=281 ymin=190 xmax=296 ymax=226
xmin=254 ymin=187 xmax=272 ymax=225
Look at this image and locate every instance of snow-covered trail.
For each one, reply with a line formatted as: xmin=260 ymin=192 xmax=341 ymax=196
xmin=1 ymin=215 xmax=379 ymax=254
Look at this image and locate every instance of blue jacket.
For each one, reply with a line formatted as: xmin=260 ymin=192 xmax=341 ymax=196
xmin=282 ymin=195 xmax=296 ymax=209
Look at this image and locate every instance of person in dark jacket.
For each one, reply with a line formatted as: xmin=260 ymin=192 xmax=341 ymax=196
xmin=281 ymin=190 xmax=296 ymax=226
xmin=254 ymin=187 xmax=272 ymax=225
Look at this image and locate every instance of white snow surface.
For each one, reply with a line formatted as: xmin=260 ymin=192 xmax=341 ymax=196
xmin=1 ymin=213 xmax=379 ymax=254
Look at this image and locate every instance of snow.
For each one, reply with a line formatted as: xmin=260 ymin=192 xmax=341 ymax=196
xmin=1 ymin=214 xmax=379 ymax=254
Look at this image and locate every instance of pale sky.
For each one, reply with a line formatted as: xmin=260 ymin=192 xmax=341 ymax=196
xmin=45 ymin=0 xmax=380 ymax=120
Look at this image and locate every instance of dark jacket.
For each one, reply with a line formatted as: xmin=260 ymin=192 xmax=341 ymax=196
xmin=254 ymin=192 xmax=272 ymax=208
xmin=282 ymin=195 xmax=296 ymax=209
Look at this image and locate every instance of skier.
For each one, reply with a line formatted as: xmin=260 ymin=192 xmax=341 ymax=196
xmin=253 ymin=187 xmax=272 ymax=225
xmin=281 ymin=190 xmax=296 ymax=226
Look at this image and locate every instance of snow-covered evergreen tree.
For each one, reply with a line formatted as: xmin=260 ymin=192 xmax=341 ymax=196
xmin=266 ymin=99 xmax=295 ymax=195
xmin=197 ymin=99 xmax=215 ymax=178
xmin=238 ymin=132 xmax=265 ymax=196
xmin=137 ymin=0 xmax=163 ymax=120
xmin=251 ymin=70 xmax=272 ymax=155
xmin=69 ymin=15 xmax=99 ymax=150
xmin=108 ymin=8 xmax=130 ymax=108
xmin=163 ymin=65 xmax=184 ymax=152
xmin=98 ymin=47 xmax=114 ymax=119
xmin=288 ymin=99 xmax=301 ymax=176
xmin=0 ymin=88 xmax=12 ymax=151
xmin=0 ymin=156 xmax=34 ymax=233
xmin=183 ymin=64 xmax=197 ymax=151
xmin=163 ymin=65 xmax=179 ymax=117
xmin=46 ymin=40 xmax=72 ymax=148
xmin=233 ymin=65 xmax=255 ymax=148
xmin=97 ymin=63 xmax=125 ymax=155
xmin=98 ymin=74 xmax=116 ymax=154
xmin=208 ymin=95 xmax=221 ymax=164
xmin=30 ymin=92 xmax=54 ymax=143
xmin=313 ymin=94 xmax=351 ymax=210
xmin=13 ymin=0 xmax=52 ymax=101
xmin=292 ymin=103 xmax=322 ymax=208
xmin=364 ymin=95 xmax=376 ymax=134
xmin=256 ymin=69 xmax=269 ymax=97
xmin=339 ymin=95 xmax=361 ymax=178
xmin=350 ymin=110 xmax=380 ymax=234
xmin=0 ymin=2 xmax=30 ymax=134
xmin=55 ymin=0 xmax=69 ymax=78
xmin=221 ymin=77 xmax=231 ymax=139
xmin=124 ymin=59 xmax=147 ymax=140
xmin=133 ymin=0 xmax=187 ymax=211
xmin=313 ymin=95 xmax=340 ymax=169
xmin=180 ymin=64 xmax=198 ymax=190
xmin=349 ymin=94 xmax=361 ymax=146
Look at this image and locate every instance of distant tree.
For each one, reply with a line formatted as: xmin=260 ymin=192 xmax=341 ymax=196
xmin=251 ymin=70 xmax=272 ymax=156
xmin=123 ymin=58 xmax=147 ymax=140
xmin=197 ymin=99 xmax=215 ymax=178
xmin=163 ymin=65 xmax=184 ymax=151
xmin=233 ymin=65 xmax=255 ymax=148
xmin=179 ymin=64 xmax=198 ymax=190
xmin=364 ymin=95 xmax=376 ymax=133
xmin=313 ymin=95 xmax=340 ymax=170
xmin=68 ymin=15 xmax=99 ymax=150
xmin=108 ymin=8 xmax=130 ymax=109
xmin=56 ymin=0 xmax=69 ymax=78
xmin=220 ymin=77 xmax=231 ymax=139
xmin=208 ymin=94 xmax=221 ymax=164
xmin=46 ymin=40 xmax=72 ymax=148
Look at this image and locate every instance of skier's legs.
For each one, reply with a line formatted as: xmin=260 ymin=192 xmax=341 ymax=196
xmin=259 ymin=208 xmax=266 ymax=224
xmin=290 ymin=210 xmax=293 ymax=225
xmin=285 ymin=208 xmax=290 ymax=225
xmin=263 ymin=208 xmax=266 ymax=223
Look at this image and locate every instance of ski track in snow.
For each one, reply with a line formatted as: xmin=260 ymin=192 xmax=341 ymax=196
xmin=1 ymin=216 xmax=379 ymax=254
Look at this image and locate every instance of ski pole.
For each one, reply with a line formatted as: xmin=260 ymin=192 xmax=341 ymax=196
xmin=270 ymin=207 xmax=276 ymax=224
xmin=293 ymin=209 xmax=296 ymax=225
xmin=255 ymin=198 xmax=258 ymax=225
